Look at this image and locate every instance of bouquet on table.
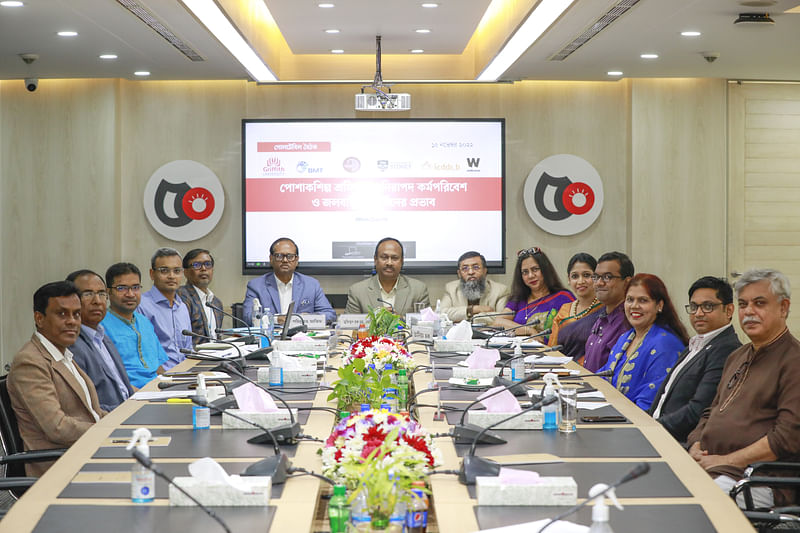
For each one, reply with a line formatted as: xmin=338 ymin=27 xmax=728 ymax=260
xmin=344 ymin=335 xmax=415 ymax=371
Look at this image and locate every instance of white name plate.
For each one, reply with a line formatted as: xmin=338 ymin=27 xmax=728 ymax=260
xmin=412 ymin=325 xmax=434 ymax=340
xmin=287 ymin=314 xmax=326 ymax=330
xmin=338 ymin=314 xmax=369 ymax=329
xmin=467 ymin=410 xmax=543 ymax=430
xmin=476 ymin=476 xmax=577 ymax=506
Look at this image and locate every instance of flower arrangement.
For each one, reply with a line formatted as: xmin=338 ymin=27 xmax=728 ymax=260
xmin=321 ymin=410 xmax=442 ymax=490
xmin=344 ymin=335 xmax=415 ymax=371
xmin=366 ymin=307 xmax=407 ymax=337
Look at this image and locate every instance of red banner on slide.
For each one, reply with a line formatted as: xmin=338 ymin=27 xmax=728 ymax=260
xmin=257 ymin=142 xmax=331 ymax=152
xmin=245 ymin=177 xmax=502 ymax=212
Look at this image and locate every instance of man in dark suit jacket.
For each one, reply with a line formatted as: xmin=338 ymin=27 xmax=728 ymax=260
xmin=649 ymin=276 xmax=741 ymax=443
xmin=66 ymin=270 xmax=133 ymax=411
xmin=177 ymin=249 xmax=224 ymax=343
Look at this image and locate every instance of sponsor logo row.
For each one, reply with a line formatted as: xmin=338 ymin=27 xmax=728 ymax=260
xmin=259 ymin=157 xmax=485 ymax=176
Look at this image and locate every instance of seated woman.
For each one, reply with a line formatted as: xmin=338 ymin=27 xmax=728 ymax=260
xmin=548 ymin=252 xmax=602 ymax=355
xmin=598 ymin=273 xmax=688 ymax=411
xmin=493 ymin=247 xmax=574 ymax=339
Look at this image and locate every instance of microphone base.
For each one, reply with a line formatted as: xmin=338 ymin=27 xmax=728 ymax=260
xmin=209 ymin=395 xmax=238 ymax=412
xmin=450 ymin=424 xmax=507 ymax=445
xmin=210 ymin=360 xmax=245 ymax=374
xmin=247 ymin=422 xmax=301 ymax=446
xmin=246 ymin=347 xmax=273 ymax=361
xmin=242 ymin=453 xmax=291 ymax=484
xmin=491 ymin=376 xmax=530 ymax=398
xmin=459 ymin=455 xmax=501 ymax=485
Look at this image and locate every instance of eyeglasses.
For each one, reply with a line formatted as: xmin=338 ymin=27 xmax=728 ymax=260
xmin=517 ymin=247 xmax=542 ymax=257
xmin=685 ymin=302 xmax=723 ymax=314
xmin=272 ymin=253 xmax=297 ymax=262
xmin=459 ymin=264 xmax=483 ymax=273
xmin=154 ymin=267 xmax=183 ymax=275
xmin=79 ymin=290 xmax=108 ymax=301
xmin=112 ymin=284 xmax=141 ymax=294
xmin=190 ymin=261 xmax=214 ymax=270
xmin=591 ymin=273 xmax=623 ymax=283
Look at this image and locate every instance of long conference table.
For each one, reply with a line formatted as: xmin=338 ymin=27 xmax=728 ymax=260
xmin=0 ymin=336 xmax=754 ymax=532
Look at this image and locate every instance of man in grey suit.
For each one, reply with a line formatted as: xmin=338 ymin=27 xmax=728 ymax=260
xmin=649 ymin=276 xmax=741 ymax=443
xmin=345 ymin=237 xmax=430 ymax=316
xmin=66 ymin=270 xmax=133 ymax=411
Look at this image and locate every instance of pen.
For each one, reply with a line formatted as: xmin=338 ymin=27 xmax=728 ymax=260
xmin=166 ymin=398 xmax=193 ymax=403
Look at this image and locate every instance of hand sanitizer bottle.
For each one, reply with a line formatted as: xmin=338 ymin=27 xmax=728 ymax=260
xmin=511 ymin=342 xmax=525 ymax=382
xmin=588 ymin=483 xmax=623 ymax=532
xmin=126 ymin=428 xmax=155 ymax=503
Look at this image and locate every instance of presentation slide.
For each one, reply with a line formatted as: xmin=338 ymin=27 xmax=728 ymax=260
xmin=242 ymin=119 xmax=505 ymax=274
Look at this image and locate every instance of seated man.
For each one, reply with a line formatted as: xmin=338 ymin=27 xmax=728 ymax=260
xmin=649 ymin=276 xmax=741 ymax=443
xmin=138 ymin=247 xmax=192 ymax=369
xmin=687 ymin=268 xmax=800 ymax=508
xmin=101 ymin=263 xmax=169 ymax=389
xmin=67 ymin=269 xmax=133 ymax=412
xmin=8 ymin=281 xmax=105 ymax=476
xmin=346 ymin=237 xmax=429 ymax=316
xmin=441 ymin=251 xmax=509 ymax=323
xmin=243 ymin=237 xmax=336 ymax=325
xmin=177 ymin=248 xmax=224 ymax=343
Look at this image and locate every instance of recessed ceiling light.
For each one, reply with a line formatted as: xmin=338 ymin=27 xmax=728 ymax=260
xmin=134 ymin=71 xmax=150 ymax=76
xmin=325 ymin=29 xmax=340 ymax=34
xmin=331 ymin=49 xmax=344 ymax=54
xmin=607 ymin=71 xmax=623 ymax=76
xmin=57 ymin=31 xmax=78 ymax=37
xmin=681 ymin=30 xmax=701 ymax=37
xmin=99 ymin=54 xmax=118 ymax=60
xmin=0 ymin=1 xmax=24 ymax=7
xmin=318 ymin=2 xmax=334 ymax=7
xmin=421 ymin=2 xmax=439 ymax=7
xmin=640 ymin=53 xmax=659 ymax=59
xmin=410 ymin=49 xmax=424 ymax=54
xmin=415 ymin=29 xmax=431 ymax=34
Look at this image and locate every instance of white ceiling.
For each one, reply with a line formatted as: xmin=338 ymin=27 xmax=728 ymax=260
xmin=0 ymin=0 xmax=798 ymax=82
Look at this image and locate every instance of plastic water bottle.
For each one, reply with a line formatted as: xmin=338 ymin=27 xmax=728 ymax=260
xmin=357 ymin=323 xmax=368 ymax=340
xmin=192 ymin=375 xmax=210 ymax=429
xmin=397 ymin=369 xmax=408 ymax=410
xmin=384 ymin=363 xmax=397 ymax=385
xmin=542 ymin=381 xmax=558 ymax=431
xmin=328 ymin=484 xmax=350 ymax=533
xmin=126 ymin=428 xmax=155 ymax=503
xmin=262 ymin=306 xmax=274 ymax=346
xmin=405 ymin=483 xmax=429 ymax=533
xmin=510 ymin=343 xmax=524 ymax=382
xmin=251 ymin=298 xmax=262 ymax=328
xmin=350 ymin=487 xmax=371 ymax=531
xmin=389 ymin=478 xmax=406 ymax=533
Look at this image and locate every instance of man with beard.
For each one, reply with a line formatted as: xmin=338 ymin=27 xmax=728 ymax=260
xmin=441 ymin=251 xmax=509 ymax=323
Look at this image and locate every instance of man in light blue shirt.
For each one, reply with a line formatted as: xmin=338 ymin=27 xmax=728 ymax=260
xmin=67 ymin=269 xmax=133 ymax=410
xmin=101 ymin=262 xmax=168 ymax=389
xmin=137 ymin=248 xmax=193 ymax=370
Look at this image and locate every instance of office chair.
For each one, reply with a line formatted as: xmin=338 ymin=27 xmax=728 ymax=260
xmin=730 ymin=461 xmax=800 ymax=532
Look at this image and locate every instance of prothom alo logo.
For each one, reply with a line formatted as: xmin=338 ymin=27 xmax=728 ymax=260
xmin=523 ymin=154 xmax=603 ymax=236
xmin=143 ymin=160 xmax=225 ymax=242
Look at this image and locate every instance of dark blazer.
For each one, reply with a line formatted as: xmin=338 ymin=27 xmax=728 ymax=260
xmin=649 ymin=325 xmax=741 ymax=443
xmin=71 ymin=326 xmax=134 ymax=412
xmin=177 ymin=283 xmax=224 ymax=343
xmin=242 ymin=272 xmax=336 ymax=325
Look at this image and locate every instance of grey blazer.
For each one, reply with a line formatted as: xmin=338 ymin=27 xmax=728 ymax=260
xmin=71 ymin=327 xmax=133 ymax=412
xmin=345 ymin=274 xmax=430 ymax=316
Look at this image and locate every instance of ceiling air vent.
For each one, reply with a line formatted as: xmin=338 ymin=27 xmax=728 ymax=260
xmin=734 ymin=12 xmax=775 ymax=24
xmin=116 ymin=0 xmax=205 ymax=61
xmin=550 ymin=0 xmax=643 ymax=61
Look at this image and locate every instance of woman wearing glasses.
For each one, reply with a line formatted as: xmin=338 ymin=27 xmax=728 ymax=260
xmin=548 ymin=253 xmax=603 ymax=354
xmin=493 ymin=247 xmax=574 ymax=339
xmin=598 ymin=273 xmax=689 ymax=410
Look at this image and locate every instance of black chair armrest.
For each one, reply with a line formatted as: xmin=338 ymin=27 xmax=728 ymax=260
xmin=0 ymin=477 xmax=38 ymax=490
xmin=0 ymin=448 xmax=67 ymax=465
xmin=746 ymin=461 xmax=800 ymax=476
xmin=743 ymin=510 xmax=800 ymax=524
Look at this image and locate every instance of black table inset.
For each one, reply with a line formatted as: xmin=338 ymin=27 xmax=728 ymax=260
xmin=94 ymin=428 xmax=299 ymax=459
xmin=60 ymin=461 xmax=285 ymax=499
xmin=454 ymin=427 xmax=659 ymax=458
xmin=32 ymin=504 xmax=276 ymax=533
xmin=122 ymin=403 xmax=312 ymax=426
xmin=465 ymin=461 xmax=689 ymax=499
xmin=474 ymin=504 xmax=714 ymax=532
xmin=443 ymin=403 xmax=628 ymax=425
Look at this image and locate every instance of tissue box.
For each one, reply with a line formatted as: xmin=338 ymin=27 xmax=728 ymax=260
xmin=434 ymin=339 xmax=476 ymax=352
xmin=467 ymin=410 xmax=543 ymax=430
xmin=451 ymin=366 xmax=499 ymax=379
xmin=169 ymin=475 xmax=271 ymax=506
xmin=222 ymin=409 xmax=299 ymax=429
xmin=476 ymin=476 xmax=577 ymax=506
xmin=272 ymin=339 xmax=328 ymax=352
xmin=256 ymin=366 xmax=317 ymax=383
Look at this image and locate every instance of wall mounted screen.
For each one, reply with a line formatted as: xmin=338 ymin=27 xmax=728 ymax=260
xmin=242 ymin=119 xmax=505 ymax=275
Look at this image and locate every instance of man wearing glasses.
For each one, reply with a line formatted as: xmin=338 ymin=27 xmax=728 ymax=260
xmin=137 ymin=248 xmax=193 ymax=369
xmin=440 ymin=251 xmax=509 ymax=323
xmin=101 ymin=263 xmax=168 ymax=389
xmin=243 ymin=237 xmax=336 ymax=325
xmin=687 ymin=269 xmax=800 ymax=508
xmin=649 ymin=276 xmax=741 ymax=443
xmin=583 ymin=251 xmax=634 ymax=372
xmin=177 ymin=249 xmax=224 ymax=344
xmin=66 ymin=269 xmax=133 ymax=411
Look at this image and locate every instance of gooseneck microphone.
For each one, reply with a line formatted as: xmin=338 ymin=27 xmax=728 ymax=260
xmin=191 ymin=396 xmax=291 ymax=484
xmin=218 ymin=362 xmax=301 ymax=445
xmin=537 ymin=462 xmax=651 ymax=533
xmin=130 ymin=449 xmax=232 ymax=533
xmin=493 ymin=344 xmax=561 ymax=396
xmin=484 ymin=318 xmax=541 ymax=347
xmin=375 ymin=298 xmax=394 ymax=312
xmin=183 ymin=330 xmax=247 ymax=372
xmin=458 ymin=395 xmax=559 ymax=485
xmin=206 ymin=301 xmax=255 ymax=341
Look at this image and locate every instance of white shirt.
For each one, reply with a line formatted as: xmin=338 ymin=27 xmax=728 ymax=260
xmin=652 ymin=324 xmax=731 ymax=419
xmin=380 ymin=279 xmax=399 ymax=310
xmin=276 ymin=274 xmax=294 ymax=314
xmin=35 ymin=332 xmax=101 ymax=422
xmin=193 ymin=284 xmax=217 ymax=338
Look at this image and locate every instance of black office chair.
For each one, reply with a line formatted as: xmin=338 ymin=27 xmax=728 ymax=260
xmin=0 ymin=374 xmax=66 ymax=513
xmin=730 ymin=461 xmax=800 ymax=532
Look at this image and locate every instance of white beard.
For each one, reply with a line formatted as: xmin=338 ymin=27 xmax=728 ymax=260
xmin=460 ymin=278 xmax=486 ymax=301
